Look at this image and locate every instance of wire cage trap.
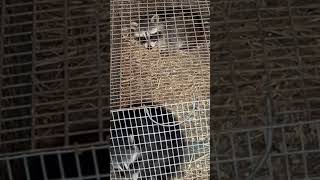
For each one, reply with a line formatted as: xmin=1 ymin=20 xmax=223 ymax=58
xmin=110 ymin=100 xmax=210 ymax=180
xmin=109 ymin=0 xmax=210 ymax=179
xmin=110 ymin=0 xmax=210 ymax=179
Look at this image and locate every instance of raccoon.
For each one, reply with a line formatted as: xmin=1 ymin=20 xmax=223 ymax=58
xmin=111 ymin=103 xmax=186 ymax=180
xmin=130 ymin=14 xmax=166 ymax=49
xmin=111 ymin=134 xmax=141 ymax=171
xmin=129 ymin=7 xmax=207 ymax=51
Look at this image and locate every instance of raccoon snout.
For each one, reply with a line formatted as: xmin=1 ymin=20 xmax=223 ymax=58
xmin=144 ymin=41 xmax=157 ymax=49
xmin=149 ymin=41 xmax=157 ymax=47
xmin=144 ymin=42 xmax=149 ymax=48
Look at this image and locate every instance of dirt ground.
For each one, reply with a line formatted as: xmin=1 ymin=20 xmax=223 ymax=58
xmin=211 ymin=0 xmax=320 ymax=179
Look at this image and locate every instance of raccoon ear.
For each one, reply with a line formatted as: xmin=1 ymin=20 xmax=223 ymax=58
xmin=151 ymin=14 xmax=160 ymax=23
xmin=130 ymin=22 xmax=138 ymax=29
xmin=129 ymin=135 xmax=134 ymax=144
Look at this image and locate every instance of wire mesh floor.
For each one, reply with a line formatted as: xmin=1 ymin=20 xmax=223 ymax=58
xmin=110 ymin=100 xmax=210 ymax=180
xmin=0 ymin=145 xmax=110 ymax=180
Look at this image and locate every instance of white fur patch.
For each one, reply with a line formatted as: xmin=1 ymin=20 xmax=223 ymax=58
xmin=151 ymin=41 xmax=157 ymax=47
xmin=134 ymin=31 xmax=146 ymax=37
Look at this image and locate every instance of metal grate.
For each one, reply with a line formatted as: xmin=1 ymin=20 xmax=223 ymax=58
xmin=212 ymin=0 xmax=320 ymax=179
xmin=110 ymin=0 xmax=210 ymax=109
xmin=1 ymin=0 xmax=110 ymax=179
xmin=110 ymin=100 xmax=210 ymax=179
xmin=0 ymin=145 xmax=110 ymax=180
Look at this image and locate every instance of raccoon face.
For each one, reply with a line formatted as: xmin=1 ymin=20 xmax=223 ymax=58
xmin=130 ymin=14 xmax=164 ymax=49
xmin=111 ymin=135 xmax=141 ymax=171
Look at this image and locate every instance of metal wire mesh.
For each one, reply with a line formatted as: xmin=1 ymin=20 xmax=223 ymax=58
xmin=212 ymin=0 xmax=320 ymax=179
xmin=109 ymin=1 xmax=210 ymax=179
xmin=110 ymin=100 xmax=210 ymax=179
xmin=1 ymin=0 xmax=109 ymax=153
xmin=0 ymin=145 xmax=110 ymax=180
xmin=1 ymin=0 xmax=110 ymax=179
xmin=110 ymin=0 xmax=210 ymax=109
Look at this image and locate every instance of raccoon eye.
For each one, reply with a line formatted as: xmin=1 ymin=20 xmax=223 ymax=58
xmin=129 ymin=163 xmax=134 ymax=169
xmin=135 ymin=36 xmax=147 ymax=43
xmin=149 ymin=35 xmax=159 ymax=40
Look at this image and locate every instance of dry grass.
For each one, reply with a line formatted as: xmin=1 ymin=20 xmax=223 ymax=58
xmin=171 ymin=100 xmax=210 ymax=179
xmin=114 ymin=32 xmax=210 ymax=108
